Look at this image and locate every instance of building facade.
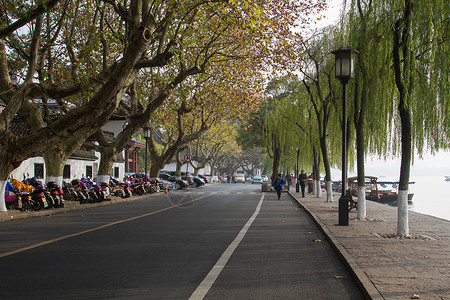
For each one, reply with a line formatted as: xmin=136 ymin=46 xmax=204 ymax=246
xmin=9 ymin=119 xmax=129 ymax=183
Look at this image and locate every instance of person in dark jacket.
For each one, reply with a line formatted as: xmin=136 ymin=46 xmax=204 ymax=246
xmin=273 ymin=174 xmax=285 ymax=200
xmin=299 ymin=170 xmax=307 ymax=197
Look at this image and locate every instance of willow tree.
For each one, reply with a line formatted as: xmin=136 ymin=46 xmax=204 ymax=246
xmin=260 ymin=76 xmax=302 ymax=182
xmin=343 ymin=0 xmax=396 ymax=219
xmin=299 ymin=33 xmax=345 ymax=202
xmin=293 ymin=84 xmax=324 ymax=196
xmin=388 ymin=0 xmax=449 ymax=236
xmin=343 ymin=0 xmax=448 ymax=235
xmin=265 ymin=76 xmax=316 ymax=189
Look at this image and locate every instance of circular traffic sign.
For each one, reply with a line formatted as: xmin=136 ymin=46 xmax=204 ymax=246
xmin=184 ymin=153 xmax=192 ymax=162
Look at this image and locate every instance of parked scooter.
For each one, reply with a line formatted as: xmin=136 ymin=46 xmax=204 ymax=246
xmin=120 ymin=181 xmax=133 ymax=198
xmin=8 ymin=178 xmax=40 ymax=211
xmin=46 ymin=181 xmax=64 ymax=208
xmin=71 ymin=179 xmax=92 ymax=203
xmin=24 ymin=177 xmax=50 ymax=209
xmin=62 ymin=181 xmax=79 ymax=201
xmin=110 ymin=177 xmax=124 ymax=197
xmin=130 ymin=179 xmax=146 ymax=195
xmin=81 ymin=178 xmax=103 ymax=203
xmin=143 ymin=179 xmax=158 ymax=194
xmin=99 ymin=182 xmax=111 ymax=201
xmin=5 ymin=181 xmax=23 ymax=210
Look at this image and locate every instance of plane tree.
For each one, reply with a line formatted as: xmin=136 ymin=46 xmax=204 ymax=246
xmin=146 ymin=61 xmax=261 ymax=178
xmin=78 ymin=0 xmax=327 ymax=184
xmin=0 ymin=0 xmax=173 ymax=210
xmin=0 ymin=0 xmax=327 ymax=211
xmin=189 ymin=124 xmax=238 ymax=176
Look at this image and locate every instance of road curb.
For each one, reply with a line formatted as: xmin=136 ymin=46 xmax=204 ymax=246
xmin=0 ymin=194 xmax=151 ymax=223
xmin=288 ymin=191 xmax=384 ymax=300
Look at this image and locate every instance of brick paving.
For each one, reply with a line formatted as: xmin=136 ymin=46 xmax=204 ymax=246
xmin=289 ymin=191 xmax=450 ymax=300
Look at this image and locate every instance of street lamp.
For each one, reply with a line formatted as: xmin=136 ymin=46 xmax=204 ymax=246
xmin=332 ymin=46 xmax=355 ymax=226
xmin=296 ymin=148 xmax=300 ymax=193
xmin=143 ymin=126 xmax=150 ymax=183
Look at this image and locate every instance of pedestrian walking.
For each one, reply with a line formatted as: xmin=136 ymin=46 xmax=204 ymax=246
xmin=286 ymin=174 xmax=292 ymax=188
xmin=298 ymin=170 xmax=307 ymax=197
xmin=273 ymin=174 xmax=285 ymax=200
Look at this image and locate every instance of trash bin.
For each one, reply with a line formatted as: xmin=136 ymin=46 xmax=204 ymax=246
xmin=262 ymin=183 xmax=271 ymax=192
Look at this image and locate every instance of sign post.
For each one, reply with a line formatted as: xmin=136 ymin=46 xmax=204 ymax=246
xmin=184 ymin=153 xmax=192 ymax=185
xmin=184 ymin=153 xmax=192 ymax=163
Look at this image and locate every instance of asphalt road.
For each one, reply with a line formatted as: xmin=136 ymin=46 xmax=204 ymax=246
xmin=0 ymin=183 xmax=363 ymax=299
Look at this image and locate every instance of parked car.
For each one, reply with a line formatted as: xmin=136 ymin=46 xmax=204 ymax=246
xmin=198 ymin=174 xmax=209 ymax=183
xmin=193 ymin=177 xmax=205 ymax=187
xmin=166 ymin=171 xmax=194 ymax=186
xmin=159 ymin=172 xmax=189 ymax=189
xmin=261 ymin=175 xmax=269 ymax=182
xmin=252 ymin=175 xmax=263 ymax=184
xmin=203 ymin=174 xmax=218 ymax=183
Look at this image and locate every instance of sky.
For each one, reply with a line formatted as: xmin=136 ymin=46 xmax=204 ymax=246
xmin=314 ymin=0 xmax=343 ymax=28
xmin=312 ymin=1 xmax=450 ymax=180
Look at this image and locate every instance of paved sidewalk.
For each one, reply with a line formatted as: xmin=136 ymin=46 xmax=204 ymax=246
xmin=289 ymin=191 xmax=450 ymax=300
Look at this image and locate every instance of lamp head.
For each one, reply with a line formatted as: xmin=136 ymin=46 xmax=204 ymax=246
xmin=332 ymin=46 xmax=355 ymax=84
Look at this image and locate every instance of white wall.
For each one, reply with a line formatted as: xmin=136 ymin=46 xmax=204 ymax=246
xmin=9 ymin=154 xmax=125 ymax=183
xmin=163 ymin=161 xmax=194 ymax=173
xmin=10 ymin=157 xmax=44 ymax=181
xmin=162 ymin=161 xmax=213 ymax=175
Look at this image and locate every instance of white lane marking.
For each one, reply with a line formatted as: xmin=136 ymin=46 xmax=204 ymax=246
xmin=189 ymin=194 xmax=265 ymax=300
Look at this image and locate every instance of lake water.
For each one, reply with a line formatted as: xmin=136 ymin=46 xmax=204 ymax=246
xmin=408 ymin=176 xmax=450 ymax=221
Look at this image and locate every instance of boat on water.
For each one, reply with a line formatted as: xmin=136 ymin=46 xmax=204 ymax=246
xmin=347 ymin=176 xmax=414 ymax=204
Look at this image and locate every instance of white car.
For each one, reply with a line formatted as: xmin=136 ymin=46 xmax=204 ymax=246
xmin=252 ymin=176 xmax=263 ymax=184
xmin=261 ymin=175 xmax=269 ymax=182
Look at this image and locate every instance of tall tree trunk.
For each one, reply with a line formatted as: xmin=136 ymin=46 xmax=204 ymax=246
xmin=354 ymin=76 xmax=368 ymax=219
xmin=149 ymin=161 xmax=165 ymax=179
xmin=272 ymin=146 xmax=282 ymax=185
xmin=320 ymin=136 xmax=332 ymax=202
xmin=313 ymin=146 xmax=322 ymax=198
xmin=355 ymin=113 xmax=367 ymax=219
xmin=43 ymin=149 xmax=69 ymax=187
xmin=0 ymin=135 xmax=17 ymax=211
xmin=392 ymin=0 xmax=413 ymax=236
xmin=97 ymin=148 xmax=118 ymax=185
xmin=175 ymin=149 xmax=184 ymax=179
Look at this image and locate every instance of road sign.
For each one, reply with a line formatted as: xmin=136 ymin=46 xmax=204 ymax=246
xmin=184 ymin=153 xmax=192 ymax=162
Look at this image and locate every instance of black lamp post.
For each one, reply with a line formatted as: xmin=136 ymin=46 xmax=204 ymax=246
xmin=332 ymin=46 xmax=355 ymax=226
xmin=296 ymin=148 xmax=300 ymax=193
xmin=143 ymin=126 xmax=150 ymax=183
